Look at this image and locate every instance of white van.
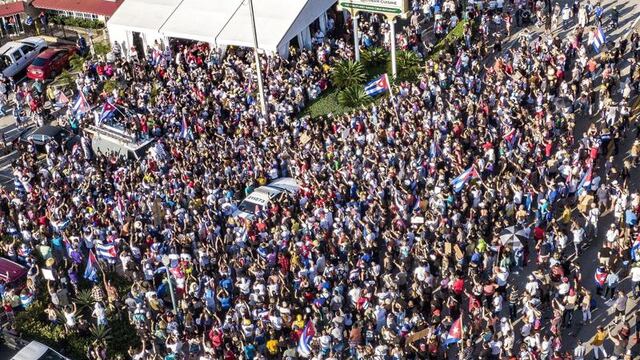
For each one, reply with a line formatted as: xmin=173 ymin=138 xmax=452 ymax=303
xmin=233 ymin=178 xmax=301 ymax=220
xmin=0 ymin=37 xmax=47 ymax=79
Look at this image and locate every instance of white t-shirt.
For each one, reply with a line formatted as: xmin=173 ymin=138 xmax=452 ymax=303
xmin=630 ymin=267 xmax=640 ymax=282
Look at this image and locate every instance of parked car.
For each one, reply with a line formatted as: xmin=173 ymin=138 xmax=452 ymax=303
xmin=11 ymin=341 xmax=70 ymax=360
xmin=0 ymin=258 xmax=27 ymax=291
xmin=27 ymin=46 xmax=76 ymax=80
xmin=233 ymin=178 xmax=301 ymax=220
xmin=0 ymin=37 xmax=47 ymax=79
xmin=14 ymin=125 xmax=76 ymax=153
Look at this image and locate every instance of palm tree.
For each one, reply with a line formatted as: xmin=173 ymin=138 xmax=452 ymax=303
xmin=331 ymin=60 xmax=366 ymax=89
xmin=390 ymin=50 xmax=423 ymax=82
xmin=337 ymin=85 xmax=372 ymax=107
xmin=90 ymin=324 xmax=112 ymax=342
xmin=362 ymin=47 xmax=389 ymax=67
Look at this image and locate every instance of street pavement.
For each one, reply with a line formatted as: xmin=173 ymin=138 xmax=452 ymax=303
xmin=486 ymin=0 xmax=640 ymax=357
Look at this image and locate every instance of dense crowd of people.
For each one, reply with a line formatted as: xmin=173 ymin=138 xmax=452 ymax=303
xmin=0 ymin=0 xmax=640 ymax=359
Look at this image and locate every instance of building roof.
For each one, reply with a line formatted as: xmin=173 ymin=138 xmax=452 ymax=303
xmin=0 ymin=1 xmax=25 ymax=18
xmin=32 ymin=0 xmax=123 ymax=17
xmin=108 ymin=0 xmax=336 ymax=56
xmin=107 ymin=0 xmax=181 ymax=34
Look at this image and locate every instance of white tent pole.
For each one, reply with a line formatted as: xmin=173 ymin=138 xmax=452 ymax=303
xmin=248 ymin=0 xmax=268 ymax=116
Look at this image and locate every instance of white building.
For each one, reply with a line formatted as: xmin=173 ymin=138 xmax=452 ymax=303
xmin=107 ymin=0 xmax=335 ymax=58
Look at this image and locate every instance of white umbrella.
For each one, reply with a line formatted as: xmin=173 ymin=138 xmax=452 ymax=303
xmin=499 ymin=226 xmax=529 ymax=249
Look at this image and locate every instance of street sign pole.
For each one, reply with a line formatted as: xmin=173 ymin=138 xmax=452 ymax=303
xmin=388 ymin=15 xmax=397 ymax=79
xmin=352 ymin=11 xmax=360 ymax=62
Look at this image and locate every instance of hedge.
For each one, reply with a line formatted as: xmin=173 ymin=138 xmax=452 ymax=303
xmin=50 ymin=15 xmax=105 ymax=29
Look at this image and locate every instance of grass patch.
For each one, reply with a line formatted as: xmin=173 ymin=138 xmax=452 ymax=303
xmin=301 ymin=87 xmax=353 ymax=117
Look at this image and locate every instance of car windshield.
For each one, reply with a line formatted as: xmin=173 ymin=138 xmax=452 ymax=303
xmin=31 ymin=57 xmax=47 ymax=67
xmin=38 ymin=349 xmax=67 ymax=360
xmin=238 ymin=201 xmax=260 ymax=214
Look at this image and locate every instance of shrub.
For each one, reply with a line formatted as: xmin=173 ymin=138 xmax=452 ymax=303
xmin=93 ymin=41 xmax=111 ymax=57
xmin=50 ymin=15 xmax=104 ymax=29
xmin=331 ymin=60 xmax=366 ymax=89
xmin=337 ymin=85 xmax=372 ymax=107
xmin=69 ymin=54 xmax=85 ymax=72
xmin=362 ymin=47 xmax=389 ymax=67
xmin=389 ymin=50 xmax=423 ymax=82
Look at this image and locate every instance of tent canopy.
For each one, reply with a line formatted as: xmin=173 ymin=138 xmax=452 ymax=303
xmin=108 ymin=0 xmax=336 ymax=54
xmin=107 ymin=0 xmax=182 ymax=34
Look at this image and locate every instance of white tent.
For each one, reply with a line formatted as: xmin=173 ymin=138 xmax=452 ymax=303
xmin=107 ymin=0 xmax=181 ymax=55
xmin=107 ymin=0 xmax=336 ymax=58
xmin=215 ymin=0 xmax=336 ymax=54
xmin=159 ymin=0 xmax=244 ymax=44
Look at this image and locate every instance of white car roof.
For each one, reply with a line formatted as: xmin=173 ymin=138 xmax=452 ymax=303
xmin=266 ymin=177 xmax=300 ymax=194
xmin=11 ymin=341 xmax=69 ymax=360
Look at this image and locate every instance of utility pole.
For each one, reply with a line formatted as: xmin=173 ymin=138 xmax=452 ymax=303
xmin=248 ymin=0 xmax=267 ymax=116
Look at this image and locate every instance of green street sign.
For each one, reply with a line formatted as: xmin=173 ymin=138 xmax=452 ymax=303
xmin=339 ymin=1 xmax=403 ymax=14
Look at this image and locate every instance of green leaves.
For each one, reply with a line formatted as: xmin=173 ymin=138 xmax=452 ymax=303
xmin=390 ymin=50 xmax=423 ymax=82
xmin=337 ymin=85 xmax=372 ymax=107
xmin=362 ymin=47 xmax=389 ymax=67
xmin=331 ymin=60 xmax=366 ymax=89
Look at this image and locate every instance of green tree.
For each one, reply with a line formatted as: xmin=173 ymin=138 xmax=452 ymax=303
xmin=331 ymin=60 xmax=366 ymax=89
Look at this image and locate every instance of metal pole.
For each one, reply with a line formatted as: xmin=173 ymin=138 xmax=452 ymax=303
xmin=389 ymin=16 xmax=397 ymax=79
xmin=165 ymin=267 xmax=178 ymax=315
xmin=248 ymin=0 xmax=267 ymax=116
xmin=352 ymin=11 xmax=360 ymax=62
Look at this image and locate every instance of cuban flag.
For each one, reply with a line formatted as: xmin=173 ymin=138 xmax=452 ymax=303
xmin=83 ymin=250 xmax=99 ymax=282
xmin=631 ymin=238 xmax=640 ymax=261
xmin=451 ymin=166 xmax=479 ymax=192
xmin=179 ymin=116 xmax=192 ymax=139
xmin=594 ymin=267 xmax=607 ymax=287
xmin=72 ymin=92 xmax=90 ymax=118
xmin=96 ymin=243 xmax=118 ymax=260
xmin=576 ymin=164 xmax=593 ymax=195
xmin=590 ymin=26 xmax=606 ymax=53
xmin=364 ymin=73 xmax=390 ymax=97
xmin=504 ymin=128 xmax=518 ymax=149
xmin=99 ymin=101 xmax=116 ymax=124
xmin=297 ymin=320 xmax=316 ymax=358
xmin=444 ymin=316 xmax=463 ymax=346
xmin=55 ymin=91 xmax=69 ymax=108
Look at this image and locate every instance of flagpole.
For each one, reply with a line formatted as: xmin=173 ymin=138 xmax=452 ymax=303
xmin=460 ymin=315 xmax=464 ymax=353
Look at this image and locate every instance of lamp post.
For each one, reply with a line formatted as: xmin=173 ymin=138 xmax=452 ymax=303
xmin=248 ymin=0 xmax=267 ymax=116
xmin=161 ymin=255 xmax=178 ymax=315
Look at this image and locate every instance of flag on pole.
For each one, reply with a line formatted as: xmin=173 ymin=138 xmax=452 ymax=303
xmin=55 ymin=91 xmax=69 ymax=108
xmin=297 ymin=320 xmax=316 ymax=357
xmin=96 ymin=243 xmax=117 ymax=260
xmin=451 ymin=166 xmax=480 ymax=192
xmin=99 ymin=101 xmax=116 ymax=124
xmin=364 ymin=74 xmax=390 ymax=97
xmin=83 ymin=250 xmax=98 ymax=282
xmin=179 ymin=116 xmax=189 ymax=139
xmin=444 ymin=316 xmax=463 ymax=346
xmin=72 ymin=92 xmax=90 ymax=117
xmin=631 ymin=238 xmax=640 ymax=261
xmin=575 ymin=163 xmax=593 ymax=195
xmin=590 ymin=26 xmax=606 ymax=53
